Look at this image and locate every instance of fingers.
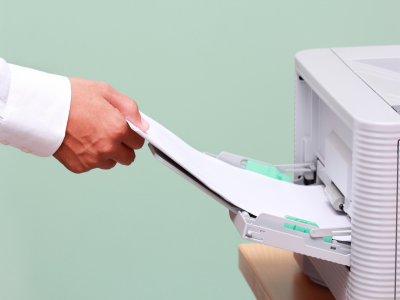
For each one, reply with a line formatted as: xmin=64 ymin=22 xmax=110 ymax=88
xmin=99 ymin=159 xmax=117 ymax=170
xmin=121 ymin=122 xmax=145 ymax=150
xmin=102 ymin=85 xmax=150 ymax=132
xmin=99 ymin=144 xmax=136 ymax=169
xmin=110 ymin=143 xmax=136 ymax=166
xmin=109 ymin=112 xmax=145 ymax=149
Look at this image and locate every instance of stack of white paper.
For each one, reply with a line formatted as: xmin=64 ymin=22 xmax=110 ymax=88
xmin=128 ymin=113 xmax=351 ymax=240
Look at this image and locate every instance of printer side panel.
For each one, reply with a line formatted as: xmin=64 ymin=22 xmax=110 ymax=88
xmin=349 ymin=120 xmax=400 ymax=300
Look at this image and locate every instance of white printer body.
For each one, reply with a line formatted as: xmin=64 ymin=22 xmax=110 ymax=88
xmin=231 ymin=45 xmax=400 ymax=300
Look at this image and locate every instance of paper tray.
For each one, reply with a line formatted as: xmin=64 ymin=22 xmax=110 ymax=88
xmin=149 ymin=143 xmax=351 ymax=266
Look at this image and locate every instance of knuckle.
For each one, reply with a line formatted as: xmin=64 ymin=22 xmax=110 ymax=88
xmin=129 ymin=100 xmax=139 ymax=113
xmin=98 ymin=142 xmax=115 ymax=155
xmin=112 ymin=116 xmax=127 ymax=138
xmin=86 ymin=156 xmax=101 ymax=168
xmin=98 ymin=82 xmax=113 ymax=94
xmin=126 ymin=100 xmax=139 ymax=118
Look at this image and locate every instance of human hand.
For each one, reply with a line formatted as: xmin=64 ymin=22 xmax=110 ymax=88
xmin=53 ymin=78 xmax=149 ymax=173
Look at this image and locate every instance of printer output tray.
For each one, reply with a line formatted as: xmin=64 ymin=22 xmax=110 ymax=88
xmin=149 ymin=143 xmax=351 ymax=266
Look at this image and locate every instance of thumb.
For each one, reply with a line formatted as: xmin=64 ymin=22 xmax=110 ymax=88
xmin=105 ymin=89 xmax=150 ymax=132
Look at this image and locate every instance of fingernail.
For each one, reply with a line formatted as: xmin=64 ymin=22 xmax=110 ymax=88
xmin=141 ymin=117 xmax=150 ymax=131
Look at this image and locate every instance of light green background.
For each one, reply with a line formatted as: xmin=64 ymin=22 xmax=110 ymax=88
xmin=0 ymin=1 xmax=399 ymax=299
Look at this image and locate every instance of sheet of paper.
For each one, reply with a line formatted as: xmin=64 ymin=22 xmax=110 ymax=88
xmin=128 ymin=113 xmax=351 ymax=241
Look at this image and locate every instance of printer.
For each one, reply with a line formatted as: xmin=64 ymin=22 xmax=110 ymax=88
xmin=229 ymin=45 xmax=400 ymax=300
xmin=130 ymin=45 xmax=400 ymax=300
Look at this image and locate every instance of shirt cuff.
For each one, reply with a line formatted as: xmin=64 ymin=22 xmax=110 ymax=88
xmin=0 ymin=64 xmax=71 ymax=157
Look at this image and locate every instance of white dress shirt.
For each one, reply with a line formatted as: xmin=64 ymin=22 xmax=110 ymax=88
xmin=0 ymin=58 xmax=71 ymax=157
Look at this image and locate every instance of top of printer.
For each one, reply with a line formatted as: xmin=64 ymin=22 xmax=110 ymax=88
xmin=295 ymin=45 xmax=400 ymax=129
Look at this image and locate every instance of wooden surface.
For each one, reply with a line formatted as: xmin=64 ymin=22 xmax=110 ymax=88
xmin=239 ymin=244 xmax=335 ymax=300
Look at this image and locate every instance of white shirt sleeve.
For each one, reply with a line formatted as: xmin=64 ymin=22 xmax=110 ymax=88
xmin=0 ymin=58 xmax=71 ymax=157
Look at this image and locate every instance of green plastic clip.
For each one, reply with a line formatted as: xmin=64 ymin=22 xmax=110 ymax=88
xmin=283 ymin=215 xmax=332 ymax=243
xmin=245 ymin=160 xmax=291 ymax=182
